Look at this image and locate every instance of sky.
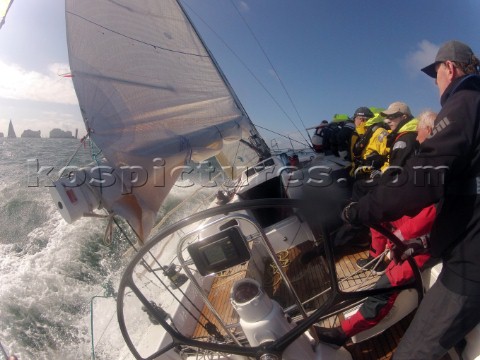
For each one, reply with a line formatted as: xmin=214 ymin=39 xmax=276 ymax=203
xmin=0 ymin=0 xmax=479 ymax=146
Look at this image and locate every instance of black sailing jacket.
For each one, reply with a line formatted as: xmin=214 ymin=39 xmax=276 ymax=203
xmin=355 ymin=74 xmax=480 ymax=295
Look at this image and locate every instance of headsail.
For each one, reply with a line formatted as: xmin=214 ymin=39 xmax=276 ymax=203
xmin=59 ymin=0 xmax=270 ymax=240
xmin=0 ymin=0 xmax=14 ymax=30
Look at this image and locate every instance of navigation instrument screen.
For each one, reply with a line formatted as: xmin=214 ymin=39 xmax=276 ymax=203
xmin=188 ymin=226 xmax=250 ymax=276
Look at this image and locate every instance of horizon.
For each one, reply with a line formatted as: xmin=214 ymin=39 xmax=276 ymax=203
xmin=1 ymin=0 xmax=480 ymax=148
xmin=1 ymin=119 xmax=79 ymax=138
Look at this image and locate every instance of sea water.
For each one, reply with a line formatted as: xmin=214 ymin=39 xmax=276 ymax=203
xmin=0 ymin=138 xmax=217 ymax=360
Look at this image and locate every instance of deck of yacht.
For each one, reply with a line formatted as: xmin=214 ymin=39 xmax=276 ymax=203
xmin=191 ymin=240 xmax=424 ymax=359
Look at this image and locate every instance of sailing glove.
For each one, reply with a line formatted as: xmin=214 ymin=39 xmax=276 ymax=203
xmin=391 ymin=235 xmax=430 ymax=264
xmin=364 ymin=153 xmax=386 ymax=170
xmin=341 ymin=202 xmax=362 ymax=227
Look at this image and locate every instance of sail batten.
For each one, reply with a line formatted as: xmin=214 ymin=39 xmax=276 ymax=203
xmin=64 ymin=0 xmax=269 ymax=239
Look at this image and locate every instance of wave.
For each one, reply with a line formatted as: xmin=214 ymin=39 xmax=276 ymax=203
xmin=0 ymin=139 xmax=219 ymax=359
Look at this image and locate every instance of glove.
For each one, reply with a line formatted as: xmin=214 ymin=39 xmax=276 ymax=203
xmin=352 ymin=165 xmax=373 ymax=180
xmin=353 ymin=157 xmax=367 ymax=168
xmin=341 ymin=202 xmax=362 ymax=227
xmin=391 ymin=235 xmax=429 ymax=264
xmin=365 ymin=153 xmax=386 ymax=170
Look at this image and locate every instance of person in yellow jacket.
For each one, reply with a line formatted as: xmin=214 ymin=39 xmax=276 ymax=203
xmin=332 ymin=106 xmax=388 ymax=247
xmin=350 ymin=106 xmax=389 ymax=179
xmin=349 ymin=106 xmax=372 ymax=163
xmin=335 ymin=103 xmax=418 ymax=248
xmin=355 ymin=101 xmax=420 ymax=270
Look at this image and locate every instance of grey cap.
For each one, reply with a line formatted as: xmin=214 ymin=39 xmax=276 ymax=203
xmin=421 ymin=40 xmax=474 ymax=78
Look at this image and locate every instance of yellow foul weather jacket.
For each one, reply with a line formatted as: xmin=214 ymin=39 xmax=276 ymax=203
xmin=351 ymin=123 xmax=389 ymax=177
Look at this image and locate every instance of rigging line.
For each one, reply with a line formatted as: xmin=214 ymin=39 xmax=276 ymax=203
xmin=228 ymin=0 xmax=310 ymax=145
xmin=113 ymin=218 xmax=211 ymax=323
xmin=181 ymin=1 xmax=307 ymax=141
xmin=66 ymin=11 xmax=209 ymax=58
xmin=231 ymin=138 xmax=242 ymax=171
xmin=91 ymin=296 xmax=117 ymax=356
xmin=254 ymin=124 xmax=310 ymax=148
xmin=56 ymin=137 xmax=90 ymax=179
xmin=140 ymin=257 xmax=217 ymax=333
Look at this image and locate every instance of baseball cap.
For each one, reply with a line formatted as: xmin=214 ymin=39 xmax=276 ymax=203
xmin=380 ymin=102 xmax=412 ymax=117
xmin=421 ymin=40 xmax=474 ymax=78
xmin=353 ymin=107 xmax=374 ymax=119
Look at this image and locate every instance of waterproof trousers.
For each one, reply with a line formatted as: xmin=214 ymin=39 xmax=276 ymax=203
xmin=341 ymin=253 xmax=430 ymax=337
xmin=393 ymin=277 xmax=480 ymax=360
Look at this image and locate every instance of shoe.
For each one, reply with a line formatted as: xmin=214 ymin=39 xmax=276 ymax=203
xmin=314 ymin=326 xmax=348 ymax=348
xmin=356 ymin=256 xmax=387 ymax=275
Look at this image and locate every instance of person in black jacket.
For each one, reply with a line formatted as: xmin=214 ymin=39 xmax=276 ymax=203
xmin=382 ymin=102 xmax=418 ymax=172
xmin=336 ymin=117 xmax=355 ymax=161
xmin=342 ymin=40 xmax=480 ymax=359
xmin=355 ymin=101 xmax=419 ymax=270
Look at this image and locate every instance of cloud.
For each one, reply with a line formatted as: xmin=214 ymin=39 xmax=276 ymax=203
xmin=238 ymin=1 xmax=250 ymax=13
xmin=0 ymin=60 xmax=78 ymax=105
xmin=405 ymin=40 xmax=439 ymax=77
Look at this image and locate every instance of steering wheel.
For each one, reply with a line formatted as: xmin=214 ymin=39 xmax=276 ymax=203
xmin=117 ymin=198 xmax=423 ymax=360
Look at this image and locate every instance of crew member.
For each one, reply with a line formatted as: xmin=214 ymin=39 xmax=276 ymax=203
xmin=351 ymin=108 xmax=389 ymax=180
xmin=315 ymin=110 xmax=438 ymax=347
xmin=356 ymin=102 xmax=419 ymax=270
xmin=342 ymin=40 xmax=480 ymax=359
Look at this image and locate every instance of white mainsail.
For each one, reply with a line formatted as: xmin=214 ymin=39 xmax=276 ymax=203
xmin=62 ymin=0 xmax=270 ymax=240
xmin=0 ymin=0 xmax=14 ymax=30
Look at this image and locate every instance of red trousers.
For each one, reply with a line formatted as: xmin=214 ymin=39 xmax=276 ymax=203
xmin=341 ymin=205 xmax=436 ymax=337
xmin=369 ymin=205 xmax=436 ymax=258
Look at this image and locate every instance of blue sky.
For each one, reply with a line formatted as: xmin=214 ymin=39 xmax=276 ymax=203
xmin=0 ymin=0 xmax=479 ymax=147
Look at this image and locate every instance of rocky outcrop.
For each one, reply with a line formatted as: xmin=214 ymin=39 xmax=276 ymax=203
xmin=49 ymin=128 xmax=74 ymax=138
xmin=21 ymin=129 xmax=41 ymax=138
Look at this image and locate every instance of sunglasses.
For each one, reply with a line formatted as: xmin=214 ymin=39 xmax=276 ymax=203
xmin=385 ymin=113 xmax=402 ymax=120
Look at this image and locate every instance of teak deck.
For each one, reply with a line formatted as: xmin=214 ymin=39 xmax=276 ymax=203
xmin=192 ymin=242 xmax=415 ymax=359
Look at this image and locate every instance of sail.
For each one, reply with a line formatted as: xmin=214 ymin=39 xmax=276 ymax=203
xmin=7 ymin=119 xmax=16 ymax=138
xmin=64 ymin=0 xmax=269 ymax=240
xmin=0 ymin=0 xmax=13 ymax=30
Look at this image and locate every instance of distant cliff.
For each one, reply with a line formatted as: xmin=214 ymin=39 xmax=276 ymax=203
xmin=49 ymin=128 xmax=74 ymax=139
xmin=21 ymin=129 xmax=41 ymax=138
